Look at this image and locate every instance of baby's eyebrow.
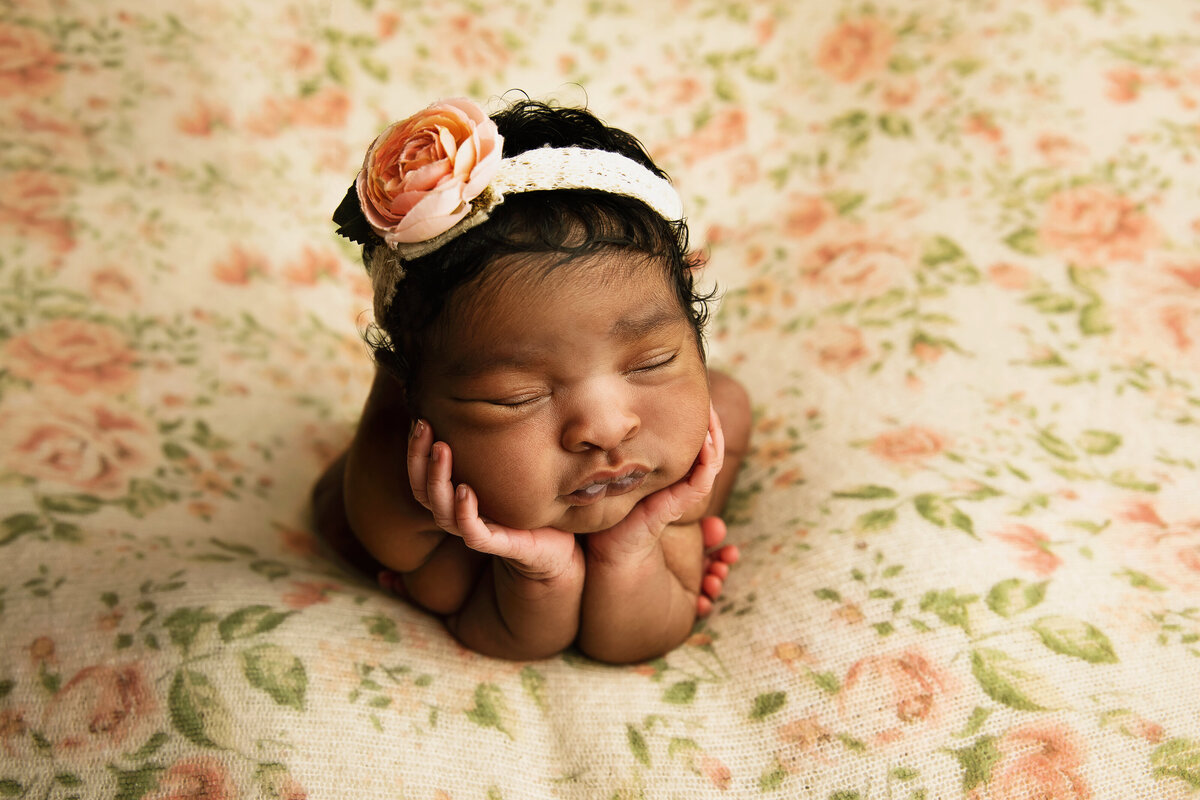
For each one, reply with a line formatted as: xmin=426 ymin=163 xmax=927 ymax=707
xmin=608 ymin=306 xmax=685 ymax=341
xmin=443 ymin=351 xmax=539 ymax=379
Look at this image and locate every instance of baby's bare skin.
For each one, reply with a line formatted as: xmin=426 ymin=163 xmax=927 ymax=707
xmin=313 ymin=253 xmax=750 ymax=663
xmin=313 ymin=367 xmax=748 ymax=663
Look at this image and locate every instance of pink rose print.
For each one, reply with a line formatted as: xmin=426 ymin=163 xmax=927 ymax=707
xmin=796 ymin=223 xmax=917 ymax=303
xmin=836 ymin=649 xmax=955 ymax=747
xmin=0 ymin=169 xmax=75 ymax=254
xmin=868 ymin=425 xmax=949 ymax=466
xmin=970 ymin=721 xmax=1090 ymax=800
xmin=5 ymin=318 xmax=137 ymax=395
xmin=0 ymin=23 xmax=61 ymax=97
xmin=41 ymin=664 xmax=157 ymax=757
xmin=1038 ymin=185 xmax=1159 ymax=265
xmin=993 ymin=524 xmax=1063 ymax=576
xmin=0 ymin=397 xmax=155 ymax=496
xmin=816 ymin=17 xmax=895 ymax=83
xmin=146 ymin=756 xmax=236 ymax=800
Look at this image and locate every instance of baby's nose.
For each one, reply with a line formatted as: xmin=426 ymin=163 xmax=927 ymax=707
xmin=561 ymin=385 xmax=640 ymax=453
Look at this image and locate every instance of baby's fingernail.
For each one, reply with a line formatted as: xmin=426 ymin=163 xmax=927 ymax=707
xmin=411 ymin=419 xmax=425 ymax=439
xmin=456 ymin=484 xmax=468 ymax=501
xmin=706 ymin=432 xmax=714 ymax=447
xmin=430 ymin=443 xmax=440 ymax=462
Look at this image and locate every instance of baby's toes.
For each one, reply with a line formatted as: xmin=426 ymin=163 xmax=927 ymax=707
xmin=377 ymin=569 xmax=410 ymax=600
xmin=715 ymin=543 xmax=740 ymax=566
xmin=696 ymin=594 xmax=715 ymax=617
xmin=701 ymin=572 xmax=724 ymax=600
xmin=700 ymin=516 xmax=727 ymax=550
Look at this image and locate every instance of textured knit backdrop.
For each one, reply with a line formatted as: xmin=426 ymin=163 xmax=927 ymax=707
xmin=2 ymin=1 xmax=1200 ymax=798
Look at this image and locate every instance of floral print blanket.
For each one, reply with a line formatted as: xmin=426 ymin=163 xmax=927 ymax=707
xmin=4 ymin=0 xmax=1200 ymax=798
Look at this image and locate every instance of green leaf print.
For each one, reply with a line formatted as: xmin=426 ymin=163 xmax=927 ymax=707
xmin=1 ymin=513 xmax=44 ymax=545
xmin=1079 ymin=301 xmax=1112 ymax=335
xmin=1076 ymin=429 xmax=1121 ymax=455
xmin=111 ymin=764 xmax=165 ymax=800
xmin=1032 ymin=616 xmax=1118 ymax=663
xmin=218 ymin=605 xmax=293 ymax=641
xmin=834 ymin=485 xmax=897 ymax=499
xmin=856 ymin=508 xmax=898 ymax=533
xmin=163 ymin=607 xmax=218 ymax=653
xmin=759 ymin=761 xmax=788 ymax=791
xmin=986 ymin=579 xmax=1048 ymax=618
xmin=521 ymin=666 xmax=547 ymax=712
xmin=970 ymin=649 xmax=1060 ymax=711
xmin=1116 ymin=569 xmax=1166 ymax=592
xmin=466 ymin=683 xmax=513 ymax=739
xmin=663 ymin=680 xmax=697 ymax=705
xmin=1003 ymin=227 xmax=1040 ymax=255
xmin=920 ymin=589 xmax=977 ymax=633
xmin=169 ymin=669 xmax=232 ymax=748
xmin=362 ymin=614 xmax=400 ymax=642
xmin=951 ymin=735 xmax=1001 ymax=792
xmin=913 ymin=495 xmax=976 ymax=538
xmin=627 ymin=724 xmax=651 ymax=766
xmin=1151 ymin=739 xmax=1200 ymax=788
xmin=241 ymin=644 xmax=307 ymax=710
xmin=921 ymin=236 xmax=966 ymax=266
xmin=39 ymin=493 xmax=103 ymax=515
xmin=1033 ymin=429 xmax=1077 ymax=461
xmin=750 ymin=691 xmax=787 ymax=720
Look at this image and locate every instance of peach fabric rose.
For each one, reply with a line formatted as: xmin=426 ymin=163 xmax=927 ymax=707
xmin=816 ymin=17 xmax=895 ymax=83
xmin=0 ymin=398 xmax=154 ymax=496
xmin=41 ymin=664 xmax=157 ymax=756
xmin=0 ymin=23 xmax=61 ymax=97
xmin=356 ymin=97 xmax=502 ymax=245
xmin=1038 ymin=184 xmax=1160 ymax=264
xmin=5 ymin=319 xmax=137 ymax=395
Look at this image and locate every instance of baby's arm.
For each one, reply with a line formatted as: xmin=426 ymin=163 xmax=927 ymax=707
xmin=407 ymin=422 xmax=585 ymax=660
xmin=577 ymin=407 xmax=725 ymax=664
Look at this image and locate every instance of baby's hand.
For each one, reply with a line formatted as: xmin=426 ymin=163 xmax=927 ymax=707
xmin=589 ymin=404 xmax=726 ymax=560
xmin=407 ymin=420 xmax=580 ymax=582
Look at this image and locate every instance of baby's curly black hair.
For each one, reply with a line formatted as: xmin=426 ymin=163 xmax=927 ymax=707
xmin=356 ymin=97 xmax=711 ymax=411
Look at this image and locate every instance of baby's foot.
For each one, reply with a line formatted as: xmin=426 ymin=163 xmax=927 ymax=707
xmin=697 ymin=516 xmax=740 ymax=617
xmin=377 ymin=569 xmax=409 ymax=600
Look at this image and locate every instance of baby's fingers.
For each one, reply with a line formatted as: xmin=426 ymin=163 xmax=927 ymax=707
xmin=425 ymin=441 xmax=461 ymax=534
xmin=452 ymin=484 xmax=505 ymax=555
xmin=406 ymin=419 xmax=434 ymax=509
xmin=686 ymin=405 xmax=726 ymax=496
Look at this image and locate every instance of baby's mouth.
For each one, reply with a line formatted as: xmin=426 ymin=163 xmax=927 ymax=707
xmin=566 ymin=470 xmax=648 ymax=506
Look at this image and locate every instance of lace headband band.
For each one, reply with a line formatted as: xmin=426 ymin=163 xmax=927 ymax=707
xmin=388 ymin=146 xmax=685 ymax=261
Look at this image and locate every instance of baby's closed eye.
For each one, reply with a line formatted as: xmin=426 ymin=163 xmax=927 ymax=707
xmin=627 ymin=349 xmax=678 ymax=373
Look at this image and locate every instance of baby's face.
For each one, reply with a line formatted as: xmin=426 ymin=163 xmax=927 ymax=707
xmin=417 ymin=250 xmax=710 ymax=533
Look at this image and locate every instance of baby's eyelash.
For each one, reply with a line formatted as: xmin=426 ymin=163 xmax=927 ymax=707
xmin=486 ymin=393 xmax=545 ymax=407
xmin=632 ymin=352 xmax=678 ymax=372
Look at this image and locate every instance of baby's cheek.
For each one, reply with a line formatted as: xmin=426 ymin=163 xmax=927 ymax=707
xmin=452 ymin=450 xmax=555 ymax=528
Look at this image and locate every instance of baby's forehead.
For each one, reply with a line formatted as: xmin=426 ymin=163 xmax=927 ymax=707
xmin=429 ymin=252 xmax=691 ymax=369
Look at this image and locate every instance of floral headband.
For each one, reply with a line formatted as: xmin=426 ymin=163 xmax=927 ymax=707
xmin=333 ymin=97 xmax=684 ymax=315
